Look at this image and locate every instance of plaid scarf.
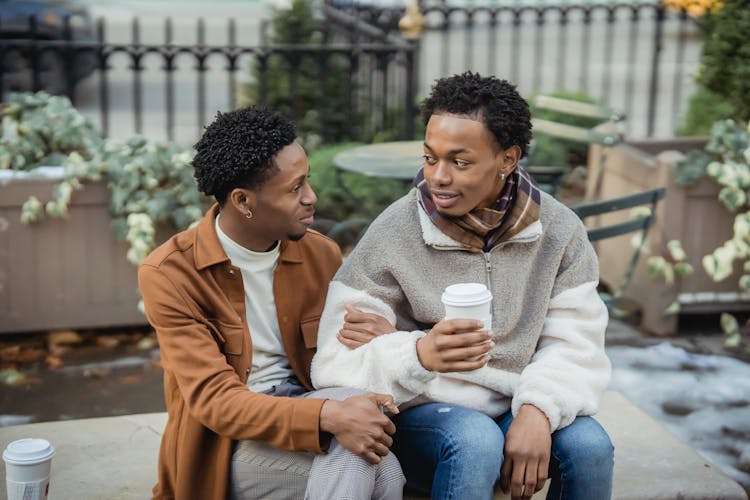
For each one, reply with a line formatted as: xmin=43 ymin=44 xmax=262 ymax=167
xmin=415 ymin=167 xmax=542 ymax=252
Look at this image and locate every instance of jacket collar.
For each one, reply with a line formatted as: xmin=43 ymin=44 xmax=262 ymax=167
xmin=278 ymin=240 xmax=303 ymax=264
xmin=416 ymin=197 xmax=542 ymax=250
xmin=194 ymin=204 xmax=303 ymax=270
xmin=194 ymin=204 xmax=229 ymax=270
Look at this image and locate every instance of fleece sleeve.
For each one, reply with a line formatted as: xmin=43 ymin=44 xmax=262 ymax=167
xmin=511 ymin=221 xmax=611 ymax=431
xmin=311 ymin=247 xmax=437 ymax=405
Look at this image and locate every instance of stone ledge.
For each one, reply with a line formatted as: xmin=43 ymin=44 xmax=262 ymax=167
xmin=0 ymin=391 xmax=747 ymax=500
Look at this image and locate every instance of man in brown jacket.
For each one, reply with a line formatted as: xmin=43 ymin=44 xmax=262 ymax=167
xmin=139 ymin=107 xmax=405 ymax=500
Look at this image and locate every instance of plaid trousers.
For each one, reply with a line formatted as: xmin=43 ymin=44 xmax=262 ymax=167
xmin=229 ymin=385 xmax=405 ymax=500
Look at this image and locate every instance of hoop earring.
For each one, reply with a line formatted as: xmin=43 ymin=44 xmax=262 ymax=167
xmin=245 ymin=210 xmax=253 ymax=220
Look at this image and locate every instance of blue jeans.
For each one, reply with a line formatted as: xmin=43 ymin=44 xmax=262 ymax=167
xmin=391 ymin=403 xmax=613 ymax=500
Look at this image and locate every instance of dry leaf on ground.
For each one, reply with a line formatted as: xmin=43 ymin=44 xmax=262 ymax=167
xmin=96 ymin=336 xmax=121 ymax=349
xmin=45 ymin=355 xmax=63 ymax=369
xmin=48 ymin=330 xmax=83 ymax=347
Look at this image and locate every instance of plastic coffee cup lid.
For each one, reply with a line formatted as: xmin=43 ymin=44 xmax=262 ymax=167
xmin=441 ymin=283 xmax=492 ymax=306
xmin=3 ymin=438 xmax=55 ymax=465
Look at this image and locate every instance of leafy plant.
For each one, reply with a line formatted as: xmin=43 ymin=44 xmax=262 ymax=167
xmin=101 ymin=139 xmax=206 ymax=264
xmin=696 ymin=0 xmax=750 ymax=123
xmin=673 ymin=119 xmax=750 ymax=187
xmin=1 ymin=92 xmax=208 ymax=267
xmin=0 ymin=92 xmax=102 ymax=171
xmin=240 ymin=0 xmax=353 ymax=147
xmin=307 ymin=142 xmax=410 ymax=222
xmin=661 ymin=0 xmax=750 ymax=352
xmin=678 ymin=85 xmax=736 ymax=137
xmin=719 ymin=312 xmax=750 ymax=353
xmin=670 ymin=119 xmax=750 ymax=350
xmin=646 ymin=240 xmax=694 ymax=314
xmin=700 ymin=123 xmax=750 ymax=281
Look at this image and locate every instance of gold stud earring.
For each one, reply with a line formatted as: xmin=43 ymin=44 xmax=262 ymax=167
xmin=245 ymin=210 xmax=253 ymax=219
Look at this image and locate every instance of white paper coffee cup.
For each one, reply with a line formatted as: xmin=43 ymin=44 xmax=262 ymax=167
xmin=441 ymin=283 xmax=493 ymax=330
xmin=3 ymin=438 xmax=54 ymax=500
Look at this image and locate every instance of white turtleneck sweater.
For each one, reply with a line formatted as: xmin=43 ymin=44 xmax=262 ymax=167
xmin=215 ymin=215 xmax=292 ymax=392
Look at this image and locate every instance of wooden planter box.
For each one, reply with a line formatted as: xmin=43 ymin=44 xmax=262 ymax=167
xmin=587 ymin=138 xmax=750 ymax=336
xmin=0 ymin=175 xmax=148 ymax=334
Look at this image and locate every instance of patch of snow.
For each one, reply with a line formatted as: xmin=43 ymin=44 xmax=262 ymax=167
xmin=607 ymin=342 xmax=750 ymax=489
xmin=0 ymin=415 xmax=33 ymax=427
xmin=0 ymin=166 xmax=65 ymax=183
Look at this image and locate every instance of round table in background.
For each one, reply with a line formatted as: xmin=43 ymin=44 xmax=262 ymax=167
xmin=332 ymin=140 xmax=423 ymax=180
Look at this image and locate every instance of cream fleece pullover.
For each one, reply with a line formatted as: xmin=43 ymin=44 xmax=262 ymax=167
xmin=311 ymin=188 xmax=610 ymax=431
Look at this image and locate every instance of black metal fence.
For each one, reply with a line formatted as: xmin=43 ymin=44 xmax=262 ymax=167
xmin=332 ymin=1 xmax=703 ymax=138
xmin=1 ymin=2 xmax=701 ymax=143
xmin=0 ymin=7 xmax=418 ymax=145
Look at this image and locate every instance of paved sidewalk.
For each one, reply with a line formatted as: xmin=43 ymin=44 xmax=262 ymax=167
xmin=0 ymin=391 xmax=746 ymax=500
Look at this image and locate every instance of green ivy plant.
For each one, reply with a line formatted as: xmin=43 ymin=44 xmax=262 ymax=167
xmin=646 ymin=240 xmax=694 ymax=315
xmin=696 ymin=0 xmax=750 ymax=123
xmin=1 ymin=92 xmax=208 ymax=267
xmin=660 ymin=0 xmax=750 ymax=352
xmin=664 ymin=119 xmax=750 ymax=351
xmin=0 ymin=92 xmax=102 ymax=171
xmin=307 ymin=142 xmax=410 ymax=222
xmin=699 ymin=121 xmax=750 ymax=282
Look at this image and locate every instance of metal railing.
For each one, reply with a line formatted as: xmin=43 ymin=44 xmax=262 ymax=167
xmin=330 ymin=1 xmax=702 ymax=138
xmin=0 ymin=11 xmax=418 ymax=145
xmin=1 ymin=2 xmax=702 ymax=142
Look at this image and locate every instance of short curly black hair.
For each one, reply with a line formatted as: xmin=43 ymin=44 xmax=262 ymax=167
xmin=193 ymin=106 xmax=297 ymax=205
xmin=421 ymin=72 xmax=532 ymax=157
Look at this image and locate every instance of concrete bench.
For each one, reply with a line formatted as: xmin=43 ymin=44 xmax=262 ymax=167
xmin=0 ymin=391 xmax=746 ymax=500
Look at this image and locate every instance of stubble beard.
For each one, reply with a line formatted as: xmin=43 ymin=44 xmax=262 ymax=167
xmin=288 ymin=231 xmax=306 ymax=242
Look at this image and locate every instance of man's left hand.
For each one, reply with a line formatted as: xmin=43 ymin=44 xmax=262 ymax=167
xmin=500 ymin=404 xmax=551 ymax=500
xmin=337 ymin=304 xmax=397 ymax=349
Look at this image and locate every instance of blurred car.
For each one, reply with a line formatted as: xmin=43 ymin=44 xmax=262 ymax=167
xmin=0 ymin=0 xmax=98 ymax=94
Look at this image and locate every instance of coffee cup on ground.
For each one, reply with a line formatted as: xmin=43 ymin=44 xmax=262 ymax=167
xmin=3 ymin=438 xmax=54 ymax=500
xmin=441 ymin=282 xmax=493 ymax=331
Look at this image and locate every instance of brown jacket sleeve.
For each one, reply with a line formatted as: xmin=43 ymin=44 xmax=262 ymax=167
xmin=139 ymin=264 xmax=326 ymax=453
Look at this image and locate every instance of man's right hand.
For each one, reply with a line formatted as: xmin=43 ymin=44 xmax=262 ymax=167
xmin=319 ymin=393 xmax=399 ymax=464
xmin=416 ymin=318 xmax=493 ymax=372
xmin=337 ymin=304 xmax=397 ymax=349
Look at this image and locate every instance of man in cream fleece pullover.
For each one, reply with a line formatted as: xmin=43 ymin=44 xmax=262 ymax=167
xmin=312 ymin=73 xmax=614 ymax=500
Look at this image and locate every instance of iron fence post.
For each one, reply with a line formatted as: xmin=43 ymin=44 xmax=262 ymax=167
xmin=647 ymin=5 xmax=665 ymax=138
xmin=130 ymin=17 xmax=143 ymax=135
xmin=164 ymin=18 xmax=175 ymax=142
xmin=29 ymin=15 xmax=40 ymax=92
xmin=96 ymin=18 xmax=109 ymax=138
xmin=405 ymin=41 xmax=418 ymax=140
xmin=0 ymin=17 xmax=6 ymax=96
xmin=62 ymin=15 xmax=76 ymax=103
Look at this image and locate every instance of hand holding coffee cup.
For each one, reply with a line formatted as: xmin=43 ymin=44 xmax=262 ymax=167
xmin=415 ymin=283 xmax=494 ymax=372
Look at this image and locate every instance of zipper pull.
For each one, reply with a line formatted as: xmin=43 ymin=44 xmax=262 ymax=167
xmin=483 ymin=254 xmax=493 ymax=292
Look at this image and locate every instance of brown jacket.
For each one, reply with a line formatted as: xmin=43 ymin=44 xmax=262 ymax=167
xmin=138 ymin=205 xmax=342 ymax=499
